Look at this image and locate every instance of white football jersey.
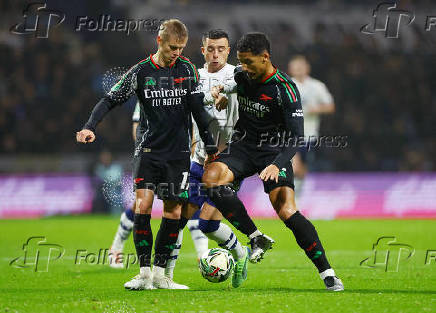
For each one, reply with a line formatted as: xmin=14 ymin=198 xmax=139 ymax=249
xmin=192 ymin=63 xmax=239 ymax=165
xmin=292 ymin=76 xmax=333 ymax=138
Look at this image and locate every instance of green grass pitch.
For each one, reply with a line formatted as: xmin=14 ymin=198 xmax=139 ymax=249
xmin=0 ymin=216 xmax=435 ymax=313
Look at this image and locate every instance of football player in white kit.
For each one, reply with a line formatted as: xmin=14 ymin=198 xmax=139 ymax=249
xmin=180 ymin=29 xmax=250 ymax=288
xmin=288 ymin=55 xmax=335 ymax=198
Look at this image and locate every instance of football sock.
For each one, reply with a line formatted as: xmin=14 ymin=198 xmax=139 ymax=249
xmin=153 ymin=217 xmax=180 ymax=268
xmin=133 ymin=213 xmax=153 ymax=268
xmin=164 ymin=216 xmax=190 ymax=279
xmin=284 ymin=211 xmax=331 ymax=272
xmin=111 ymin=209 xmax=134 ymax=251
xmin=206 ymin=185 xmax=258 ymax=237
xmin=165 ymin=228 xmax=183 ymax=279
xmin=199 ymin=219 xmax=246 ymax=260
xmin=187 ymin=219 xmax=209 ymax=258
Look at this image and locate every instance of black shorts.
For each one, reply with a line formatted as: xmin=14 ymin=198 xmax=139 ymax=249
xmin=213 ymin=139 xmax=294 ymax=194
xmin=133 ymin=151 xmax=190 ymax=201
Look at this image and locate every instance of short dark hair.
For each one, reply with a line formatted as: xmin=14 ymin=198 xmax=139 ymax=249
xmin=236 ymin=32 xmax=271 ymax=55
xmin=202 ymin=29 xmax=229 ymax=45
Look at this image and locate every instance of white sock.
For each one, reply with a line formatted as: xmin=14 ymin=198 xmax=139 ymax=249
xmin=165 ymin=228 xmax=184 ymax=279
xmin=111 ymin=211 xmax=134 ymax=251
xmin=206 ymin=223 xmax=246 ymax=260
xmin=248 ymin=229 xmax=262 ymax=240
xmin=139 ymin=266 xmax=152 ymax=278
xmin=319 ymin=268 xmax=335 ymax=280
xmin=187 ymin=219 xmax=209 ymax=258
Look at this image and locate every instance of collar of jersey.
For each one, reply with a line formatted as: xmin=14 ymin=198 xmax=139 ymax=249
xmin=150 ymin=54 xmax=178 ymax=69
xmin=202 ymin=63 xmax=232 ymax=75
xmin=261 ymin=67 xmax=278 ymax=84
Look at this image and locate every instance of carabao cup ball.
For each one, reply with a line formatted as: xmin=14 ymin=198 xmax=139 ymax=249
xmin=199 ymin=248 xmax=235 ymax=283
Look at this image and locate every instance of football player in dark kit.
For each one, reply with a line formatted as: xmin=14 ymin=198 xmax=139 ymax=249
xmin=203 ymin=32 xmax=344 ymax=291
xmin=76 ymin=19 xmax=217 ymax=290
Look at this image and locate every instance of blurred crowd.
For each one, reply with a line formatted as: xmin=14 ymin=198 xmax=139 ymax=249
xmin=0 ymin=0 xmax=435 ymax=171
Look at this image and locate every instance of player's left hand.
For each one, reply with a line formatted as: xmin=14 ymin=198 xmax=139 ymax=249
xmin=215 ymin=94 xmax=228 ymax=111
xmin=259 ymin=164 xmax=280 ymax=183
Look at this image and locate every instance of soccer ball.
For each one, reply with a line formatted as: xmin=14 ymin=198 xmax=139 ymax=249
xmin=199 ymin=248 xmax=235 ymax=283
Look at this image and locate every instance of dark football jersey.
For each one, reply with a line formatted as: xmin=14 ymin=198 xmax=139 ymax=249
xmin=233 ymin=66 xmax=304 ymax=168
xmin=83 ymin=54 xmax=217 ymax=159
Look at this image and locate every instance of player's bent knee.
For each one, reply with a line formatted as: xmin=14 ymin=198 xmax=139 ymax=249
xmin=202 ymin=162 xmax=232 ymax=187
xmin=202 ymin=165 xmax=223 ymax=187
xmin=136 ymin=197 xmax=152 ymax=214
xmin=277 ymin=205 xmax=298 ymax=220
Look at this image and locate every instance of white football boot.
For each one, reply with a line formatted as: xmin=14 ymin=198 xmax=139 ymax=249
xmin=124 ymin=267 xmax=154 ymax=290
xmin=152 ymin=266 xmax=189 ymax=289
xmin=320 ymin=268 xmax=344 ymax=291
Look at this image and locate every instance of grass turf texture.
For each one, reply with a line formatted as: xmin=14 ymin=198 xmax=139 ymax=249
xmin=0 ymin=217 xmax=435 ymax=313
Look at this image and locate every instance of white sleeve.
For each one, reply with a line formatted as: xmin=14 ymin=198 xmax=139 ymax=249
xmin=222 ymin=74 xmax=237 ymax=94
xmin=316 ymin=81 xmax=334 ymax=104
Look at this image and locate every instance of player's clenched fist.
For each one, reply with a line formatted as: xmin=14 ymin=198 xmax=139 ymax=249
xmin=76 ymin=129 xmax=96 ymax=143
xmin=211 ymin=85 xmax=224 ymax=99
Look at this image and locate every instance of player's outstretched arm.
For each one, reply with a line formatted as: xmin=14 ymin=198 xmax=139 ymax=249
xmin=77 ymin=64 xmax=139 ymax=143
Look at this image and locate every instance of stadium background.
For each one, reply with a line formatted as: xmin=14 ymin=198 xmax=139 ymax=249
xmin=1 ymin=0 xmax=435 ymax=218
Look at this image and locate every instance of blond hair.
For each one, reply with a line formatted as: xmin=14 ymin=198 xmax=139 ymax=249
xmin=158 ymin=19 xmax=188 ymax=42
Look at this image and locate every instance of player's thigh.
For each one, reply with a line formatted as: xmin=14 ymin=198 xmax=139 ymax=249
xmin=199 ymin=202 xmax=223 ymax=220
xmin=188 ymin=161 xmax=213 ymax=210
xmin=261 ymin=156 xmax=295 ymax=195
xmin=203 ymin=141 xmax=256 ymax=186
xmin=269 ymin=186 xmax=298 ymax=220
xmin=135 ymin=189 xmax=155 ymax=214
xmin=133 ymin=152 xmax=161 ymax=194
xmin=202 ymin=161 xmax=234 ymax=186
xmin=158 ymin=158 xmax=190 ymax=202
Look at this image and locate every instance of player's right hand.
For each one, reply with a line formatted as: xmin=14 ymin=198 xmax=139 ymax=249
xmin=215 ymin=94 xmax=228 ymax=111
xmin=211 ymin=85 xmax=224 ymax=99
xmin=76 ymin=129 xmax=96 ymax=144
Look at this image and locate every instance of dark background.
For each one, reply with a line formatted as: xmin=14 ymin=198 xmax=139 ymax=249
xmin=1 ymin=0 xmax=435 ymax=172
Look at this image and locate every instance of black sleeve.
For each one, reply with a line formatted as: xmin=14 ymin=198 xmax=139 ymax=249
xmin=271 ymin=84 xmax=304 ymax=169
xmin=82 ymin=64 xmax=138 ymax=131
xmin=188 ymin=85 xmax=218 ymax=155
xmin=234 ymin=65 xmax=248 ymax=85
xmin=83 ymin=97 xmax=118 ymax=132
